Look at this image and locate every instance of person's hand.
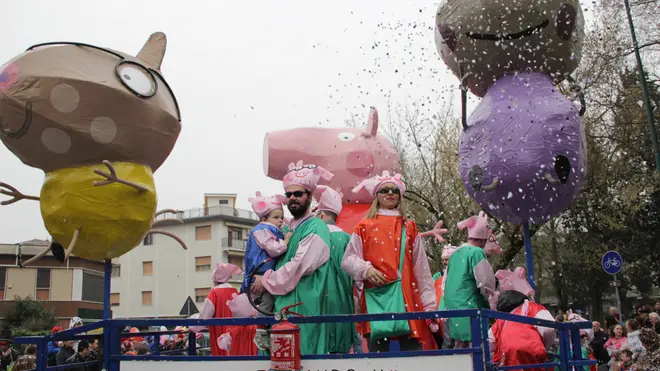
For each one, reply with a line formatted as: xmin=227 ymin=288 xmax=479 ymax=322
xmin=284 ymin=232 xmax=293 ymax=245
xmin=426 ymin=319 xmax=442 ymax=333
xmin=366 ymin=267 xmax=386 ymax=286
xmin=251 ymin=275 xmax=266 ymax=295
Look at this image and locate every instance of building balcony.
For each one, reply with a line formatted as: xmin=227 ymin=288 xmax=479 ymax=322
xmin=222 ymin=237 xmax=248 ymax=256
xmin=154 ymin=205 xmax=259 ymax=223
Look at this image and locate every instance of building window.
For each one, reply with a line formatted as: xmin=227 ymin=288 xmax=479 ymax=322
xmin=195 ymin=288 xmax=210 ymax=303
xmin=111 ymin=265 xmax=120 ymax=277
xmin=195 ymin=256 xmax=212 ymax=272
xmin=219 ymin=199 xmax=229 ymax=205
xmin=36 ymin=268 xmax=50 ymax=300
xmin=143 ymin=261 xmax=153 ymax=276
xmin=144 ymin=233 xmax=153 ymax=245
xmin=228 ymin=256 xmax=244 ymax=270
xmin=110 ymin=293 xmax=120 ymax=306
xmin=82 ymin=272 xmax=104 ymax=303
xmin=195 ymin=225 xmax=212 ymax=241
xmin=0 ymin=268 xmax=6 ymax=300
xmin=142 ymin=291 xmax=152 ymax=306
xmin=228 ymin=228 xmax=242 ymax=241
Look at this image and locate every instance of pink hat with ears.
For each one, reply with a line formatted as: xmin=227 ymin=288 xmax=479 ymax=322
xmin=282 ymin=161 xmax=334 ymax=192
xmin=226 ymin=293 xmax=258 ymax=318
xmin=212 ymin=263 xmax=243 ymax=284
xmin=457 ymin=211 xmax=490 ymax=240
xmin=352 ymin=170 xmax=406 ymax=199
xmin=441 ymin=245 xmax=458 ymax=259
xmin=495 ymin=267 xmax=535 ymax=298
xmin=313 ymin=185 xmax=343 ymax=215
xmin=248 ymin=191 xmax=287 ymax=219
xmin=484 ymin=231 xmax=503 ymax=256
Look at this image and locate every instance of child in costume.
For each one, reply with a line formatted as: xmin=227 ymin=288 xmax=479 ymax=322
xmin=191 ymin=263 xmax=243 ymax=356
xmin=488 ymin=267 xmax=555 ymax=370
xmin=442 ymin=211 xmax=497 ymax=348
xmin=217 ymin=293 xmax=259 ymax=356
xmin=313 ymin=185 xmax=357 ymax=354
xmin=342 ymin=171 xmax=442 ymax=352
xmin=433 ymin=245 xmax=457 ymax=348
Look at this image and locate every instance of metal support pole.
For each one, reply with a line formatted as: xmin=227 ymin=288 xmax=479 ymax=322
xmin=523 ymin=223 xmax=536 ymax=291
xmin=614 ymin=274 xmax=624 ymax=325
xmin=623 ymin=0 xmax=660 ymax=174
xmin=103 ymin=260 xmax=112 ymax=371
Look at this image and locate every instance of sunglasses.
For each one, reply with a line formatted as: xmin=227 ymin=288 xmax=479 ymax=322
xmin=26 ymin=42 xmax=182 ymax=122
xmin=378 ymin=187 xmax=400 ymax=195
xmin=285 ymin=190 xmax=309 ymax=199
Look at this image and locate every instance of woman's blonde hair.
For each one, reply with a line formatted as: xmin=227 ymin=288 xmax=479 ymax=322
xmin=365 ymin=195 xmax=407 ymax=219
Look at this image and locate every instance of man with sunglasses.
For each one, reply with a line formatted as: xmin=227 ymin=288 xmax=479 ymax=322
xmin=250 ymin=162 xmax=334 ymax=355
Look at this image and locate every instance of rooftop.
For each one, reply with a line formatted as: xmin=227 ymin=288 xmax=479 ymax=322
xmin=155 ymin=204 xmax=259 ymax=225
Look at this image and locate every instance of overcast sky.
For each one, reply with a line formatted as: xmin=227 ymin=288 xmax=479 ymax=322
xmin=0 ymin=0 xmax=595 ymax=243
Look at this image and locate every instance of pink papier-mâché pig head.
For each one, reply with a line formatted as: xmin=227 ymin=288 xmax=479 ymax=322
xmin=495 ymin=267 xmax=535 ymax=298
xmin=263 ymin=107 xmax=402 ymax=204
xmin=226 ymin=293 xmax=258 ymax=318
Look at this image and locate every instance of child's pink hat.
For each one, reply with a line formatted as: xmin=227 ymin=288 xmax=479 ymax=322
xmin=248 ymin=191 xmax=287 ymax=219
xmin=442 ymin=245 xmax=458 ymax=259
xmin=313 ymin=185 xmax=343 ymax=215
xmin=212 ymin=263 xmax=243 ymax=284
xmin=457 ymin=211 xmax=490 ymax=240
xmin=351 ymin=170 xmax=406 ymax=199
xmin=282 ymin=160 xmax=334 ymax=192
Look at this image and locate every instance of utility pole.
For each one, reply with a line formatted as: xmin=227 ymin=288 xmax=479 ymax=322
xmin=623 ymin=0 xmax=660 ymax=174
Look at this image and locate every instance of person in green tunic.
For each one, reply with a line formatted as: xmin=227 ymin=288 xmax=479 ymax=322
xmin=250 ymin=161 xmax=334 ymax=355
xmin=313 ymin=185 xmax=357 ymax=354
xmin=442 ymin=211 xmax=496 ymax=348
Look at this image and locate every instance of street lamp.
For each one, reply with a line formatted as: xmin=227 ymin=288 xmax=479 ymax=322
xmin=622 ymin=0 xmax=660 ymax=174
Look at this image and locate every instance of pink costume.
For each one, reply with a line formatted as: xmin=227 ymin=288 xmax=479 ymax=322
xmin=261 ymin=161 xmax=332 ymax=297
xmin=248 ymin=192 xmax=289 ymax=257
xmin=217 ymin=293 xmax=259 ymax=356
xmin=488 ymin=267 xmax=555 ymax=370
xmin=190 ymin=263 xmax=242 ymax=356
xmin=313 ymin=185 xmax=343 ymax=215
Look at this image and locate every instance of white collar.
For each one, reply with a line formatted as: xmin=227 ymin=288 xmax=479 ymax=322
xmin=377 ymin=208 xmax=400 ymax=216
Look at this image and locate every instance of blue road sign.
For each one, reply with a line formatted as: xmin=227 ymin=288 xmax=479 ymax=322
xmin=602 ymin=251 xmax=623 ymax=275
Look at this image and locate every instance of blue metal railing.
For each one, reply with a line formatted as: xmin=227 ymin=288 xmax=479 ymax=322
xmin=14 ymin=308 xmax=595 ymax=371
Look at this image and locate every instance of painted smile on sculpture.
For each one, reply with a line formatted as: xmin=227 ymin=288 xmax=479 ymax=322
xmin=1 ymin=101 xmax=32 ymax=139
xmin=466 ymin=19 xmax=549 ymax=41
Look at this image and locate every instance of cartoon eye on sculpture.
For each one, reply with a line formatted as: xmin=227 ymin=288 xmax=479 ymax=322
xmin=435 ymin=0 xmax=588 ymax=224
xmin=263 ymin=107 xmax=402 ymax=232
xmin=0 ymin=32 xmax=187 ymax=266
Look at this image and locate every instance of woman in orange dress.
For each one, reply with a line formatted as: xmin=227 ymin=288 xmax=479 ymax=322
xmin=341 ymin=171 xmax=444 ymax=352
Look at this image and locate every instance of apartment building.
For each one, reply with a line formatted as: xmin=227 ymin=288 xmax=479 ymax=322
xmin=0 ymin=239 xmax=106 ymax=328
xmin=110 ymin=193 xmax=259 ymax=319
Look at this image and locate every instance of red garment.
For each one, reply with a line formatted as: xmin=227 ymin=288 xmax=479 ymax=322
xmin=207 ymin=286 xmax=238 ymax=356
xmin=355 ymin=216 xmax=435 ymax=349
xmin=491 ymin=302 xmax=550 ymax=371
xmin=225 ymin=325 xmax=258 ymax=356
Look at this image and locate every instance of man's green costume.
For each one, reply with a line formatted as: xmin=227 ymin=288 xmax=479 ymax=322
xmin=325 ymin=224 xmax=356 ymax=353
xmin=275 ymin=217 xmax=332 ymax=355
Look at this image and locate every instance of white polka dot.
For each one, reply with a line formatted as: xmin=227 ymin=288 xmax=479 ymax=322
xmin=90 ymin=117 xmax=117 ymax=144
xmin=41 ymin=128 xmax=71 ymax=154
xmin=50 ymin=84 xmax=80 ymax=113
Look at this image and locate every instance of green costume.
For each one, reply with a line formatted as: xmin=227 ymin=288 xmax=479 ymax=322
xmin=325 ymin=224 xmax=357 ymax=353
xmin=442 ymin=245 xmax=491 ymax=341
xmin=433 ymin=271 xmax=446 ymax=310
xmin=276 ymin=217 xmax=332 ymax=355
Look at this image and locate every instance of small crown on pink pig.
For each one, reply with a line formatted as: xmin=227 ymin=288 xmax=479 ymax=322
xmin=247 ymin=191 xmax=287 ymax=219
xmin=351 ymin=170 xmax=406 ymax=199
xmin=495 ymin=267 xmax=535 ymax=298
xmin=313 ymin=185 xmax=344 ymax=215
xmin=457 ymin=211 xmax=490 ymax=240
xmin=283 ymin=160 xmax=334 ymax=192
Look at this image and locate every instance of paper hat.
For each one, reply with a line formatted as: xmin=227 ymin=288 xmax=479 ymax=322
xmin=442 ymin=245 xmax=458 ymax=259
xmin=283 ymin=160 xmax=334 ymax=192
xmin=212 ymin=263 xmax=243 ymax=283
xmin=484 ymin=231 xmax=503 ymax=256
xmin=457 ymin=211 xmax=490 ymax=240
xmin=313 ymin=185 xmax=343 ymax=215
xmin=351 ymin=170 xmax=406 ymax=199
xmin=226 ymin=293 xmax=258 ymax=318
xmin=495 ymin=267 xmax=535 ymax=298
xmin=248 ymin=191 xmax=287 ymax=219
xmin=69 ymin=316 xmax=83 ymax=329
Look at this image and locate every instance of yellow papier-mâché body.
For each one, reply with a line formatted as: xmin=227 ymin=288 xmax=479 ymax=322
xmin=41 ymin=162 xmax=156 ymax=261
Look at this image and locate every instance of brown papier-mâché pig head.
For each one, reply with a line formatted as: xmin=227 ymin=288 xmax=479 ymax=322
xmin=0 ymin=32 xmax=181 ymax=173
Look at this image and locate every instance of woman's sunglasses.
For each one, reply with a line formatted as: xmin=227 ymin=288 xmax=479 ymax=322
xmin=378 ymin=187 xmax=400 ymax=195
xmin=285 ymin=190 xmax=309 ymax=198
